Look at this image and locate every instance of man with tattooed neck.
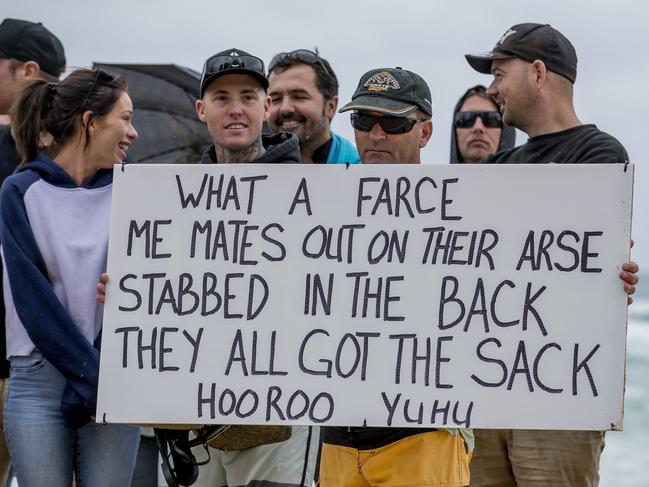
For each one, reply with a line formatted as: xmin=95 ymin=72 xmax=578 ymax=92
xmin=192 ymin=49 xmax=319 ymax=487
xmin=196 ymin=48 xmax=301 ymax=167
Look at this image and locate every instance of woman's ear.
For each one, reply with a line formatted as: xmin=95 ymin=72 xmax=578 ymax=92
xmin=82 ymin=110 xmax=94 ymax=131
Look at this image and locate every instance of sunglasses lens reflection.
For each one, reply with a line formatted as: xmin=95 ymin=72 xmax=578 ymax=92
xmin=351 ymin=113 xmax=418 ymax=134
xmin=455 ymin=111 xmax=502 ymax=129
xmin=204 ymin=55 xmax=264 ymax=77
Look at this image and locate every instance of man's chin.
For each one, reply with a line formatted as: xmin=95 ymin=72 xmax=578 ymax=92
xmin=277 ymin=122 xmax=305 ymax=135
xmin=501 ymin=108 xmax=516 ymax=127
xmin=363 ymin=153 xmax=395 ymax=164
xmin=464 ymin=148 xmax=491 ymax=163
xmin=219 ymin=138 xmax=254 ymax=152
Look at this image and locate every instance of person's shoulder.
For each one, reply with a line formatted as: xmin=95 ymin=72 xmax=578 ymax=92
xmin=0 ymin=169 xmax=41 ymax=222
xmin=575 ymin=125 xmax=629 ymax=163
xmin=585 ymin=125 xmax=628 ymax=152
xmin=337 ymin=135 xmax=362 ymax=165
xmin=0 ymin=154 xmax=57 ymax=196
xmin=200 ymin=144 xmax=217 ymax=164
xmin=332 ymin=132 xmax=356 ymax=150
xmin=481 ymin=145 xmax=523 ymax=164
xmin=260 ymin=132 xmax=301 ymax=164
xmin=0 ymin=124 xmax=11 ymax=140
xmin=1 ymin=167 xmax=40 ymax=194
xmin=330 ymin=132 xmax=362 ymax=164
xmin=0 ymin=125 xmax=20 ymax=166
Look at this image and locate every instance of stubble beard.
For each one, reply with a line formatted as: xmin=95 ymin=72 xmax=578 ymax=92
xmin=461 ymin=149 xmax=487 ymax=164
xmin=296 ymin=110 xmax=330 ymax=160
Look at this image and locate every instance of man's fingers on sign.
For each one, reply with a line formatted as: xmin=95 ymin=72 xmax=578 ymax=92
xmin=620 ymin=261 xmax=639 ymax=305
xmin=96 ymin=273 xmax=110 ymax=304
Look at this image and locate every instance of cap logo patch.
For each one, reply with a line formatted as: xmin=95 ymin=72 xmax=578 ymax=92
xmin=498 ymin=29 xmax=516 ymax=45
xmin=230 ymin=51 xmax=239 ymax=56
xmin=364 ymin=71 xmax=400 ymax=92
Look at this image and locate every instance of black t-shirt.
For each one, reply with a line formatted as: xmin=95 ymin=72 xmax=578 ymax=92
xmin=484 ymin=124 xmax=629 ymax=164
xmin=323 ymin=426 xmax=439 ymax=450
xmin=311 ymin=138 xmax=333 ymax=164
xmin=0 ymin=125 xmax=19 ymax=179
xmin=0 ymin=125 xmax=20 ymax=378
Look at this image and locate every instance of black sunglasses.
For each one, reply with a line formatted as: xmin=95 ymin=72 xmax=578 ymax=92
xmin=454 ymin=111 xmax=503 ymax=129
xmin=268 ymin=49 xmax=335 ymax=78
xmin=350 ymin=112 xmax=421 ymax=135
xmin=202 ymin=53 xmax=265 ymax=83
xmin=81 ymin=68 xmax=115 ymax=110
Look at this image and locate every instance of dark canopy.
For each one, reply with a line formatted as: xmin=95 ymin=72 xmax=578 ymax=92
xmin=93 ymin=63 xmax=210 ymax=163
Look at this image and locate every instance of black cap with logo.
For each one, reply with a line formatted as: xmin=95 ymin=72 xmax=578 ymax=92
xmin=339 ymin=67 xmax=432 ymax=117
xmin=465 ymin=23 xmax=577 ymax=83
xmin=200 ymin=48 xmax=268 ymax=97
xmin=0 ymin=18 xmax=66 ymax=78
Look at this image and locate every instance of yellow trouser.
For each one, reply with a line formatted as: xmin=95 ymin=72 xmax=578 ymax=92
xmin=320 ymin=431 xmax=471 ymax=487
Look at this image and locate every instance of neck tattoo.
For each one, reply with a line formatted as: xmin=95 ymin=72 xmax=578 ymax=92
xmin=216 ymin=139 xmax=265 ymax=164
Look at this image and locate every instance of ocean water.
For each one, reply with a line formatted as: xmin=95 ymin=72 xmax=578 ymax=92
xmin=599 ymin=275 xmax=649 ymax=486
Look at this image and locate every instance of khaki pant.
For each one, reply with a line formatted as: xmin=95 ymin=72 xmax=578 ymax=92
xmin=320 ymin=431 xmax=471 ymax=487
xmin=469 ymin=429 xmax=604 ymax=487
xmin=193 ymin=425 xmax=318 ymax=487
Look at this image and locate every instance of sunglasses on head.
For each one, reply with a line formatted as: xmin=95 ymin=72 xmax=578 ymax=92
xmin=202 ymin=53 xmax=265 ymax=82
xmin=81 ymin=68 xmax=115 ymax=110
xmin=454 ymin=111 xmax=503 ymax=129
xmin=268 ymin=49 xmax=335 ymax=78
xmin=350 ymin=113 xmax=421 ymax=135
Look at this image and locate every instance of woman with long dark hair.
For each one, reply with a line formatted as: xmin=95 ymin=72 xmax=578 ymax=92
xmin=1 ymin=68 xmax=139 ymax=486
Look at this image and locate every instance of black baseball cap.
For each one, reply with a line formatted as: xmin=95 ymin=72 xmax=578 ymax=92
xmin=339 ymin=67 xmax=432 ymax=117
xmin=465 ymin=23 xmax=577 ymax=83
xmin=200 ymin=48 xmax=268 ymax=97
xmin=0 ymin=18 xmax=66 ymax=77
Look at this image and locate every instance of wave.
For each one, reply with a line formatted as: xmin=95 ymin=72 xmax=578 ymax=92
xmin=628 ymin=297 xmax=649 ymax=321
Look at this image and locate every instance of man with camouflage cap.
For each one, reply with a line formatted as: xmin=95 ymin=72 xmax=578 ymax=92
xmin=318 ymin=67 xmax=473 ymax=487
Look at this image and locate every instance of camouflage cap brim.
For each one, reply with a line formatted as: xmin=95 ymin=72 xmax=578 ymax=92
xmin=339 ymin=94 xmax=417 ymax=117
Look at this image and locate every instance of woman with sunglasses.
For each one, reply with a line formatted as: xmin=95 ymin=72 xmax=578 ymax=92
xmin=449 ymin=85 xmax=516 ymax=164
xmin=1 ymin=68 xmax=140 ymax=486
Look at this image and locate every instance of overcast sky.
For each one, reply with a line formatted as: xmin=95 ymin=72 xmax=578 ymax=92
xmin=6 ymin=0 xmax=648 ymax=272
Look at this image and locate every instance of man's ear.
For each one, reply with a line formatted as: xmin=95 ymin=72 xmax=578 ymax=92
xmin=263 ymin=94 xmax=271 ymax=122
xmin=419 ymin=119 xmax=433 ymax=148
xmin=21 ymin=60 xmax=42 ymax=80
xmin=196 ymin=99 xmax=207 ymax=123
xmin=530 ymin=60 xmax=548 ymax=88
xmin=325 ymin=95 xmax=338 ymax=122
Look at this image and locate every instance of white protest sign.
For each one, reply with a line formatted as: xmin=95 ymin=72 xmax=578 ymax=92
xmin=97 ymin=163 xmax=633 ymax=430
